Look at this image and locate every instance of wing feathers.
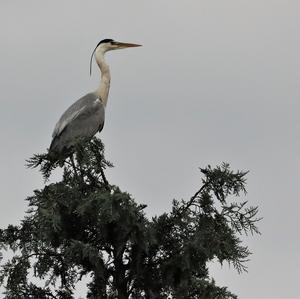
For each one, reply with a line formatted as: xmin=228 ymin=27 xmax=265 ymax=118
xmin=50 ymin=93 xmax=105 ymax=154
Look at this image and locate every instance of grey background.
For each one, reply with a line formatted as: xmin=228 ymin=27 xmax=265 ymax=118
xmin=0 ymin=1 xmax=299 ymax=298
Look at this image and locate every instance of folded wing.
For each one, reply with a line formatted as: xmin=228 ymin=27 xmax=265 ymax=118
xmin=50 ymin=92 xmax=105 ymax=155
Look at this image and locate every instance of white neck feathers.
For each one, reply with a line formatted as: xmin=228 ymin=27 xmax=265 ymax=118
xmin=95 ymin=49 xmax=111 ymax=107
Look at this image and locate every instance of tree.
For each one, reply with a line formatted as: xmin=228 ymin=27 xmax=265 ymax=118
xmin=0 ymin=137 xmax=260 ymax=298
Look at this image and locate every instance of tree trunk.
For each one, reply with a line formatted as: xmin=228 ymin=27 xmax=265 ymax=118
xmin=114 ymin=248 xmax=128 ymax=299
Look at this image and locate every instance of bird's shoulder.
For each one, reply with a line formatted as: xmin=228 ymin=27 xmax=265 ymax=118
xmin=66 ymin=92 xmax=103 ymax=112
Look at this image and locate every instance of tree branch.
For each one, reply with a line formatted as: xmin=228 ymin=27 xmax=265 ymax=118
xmin=178 ymin=180 xmax=211 ymax=216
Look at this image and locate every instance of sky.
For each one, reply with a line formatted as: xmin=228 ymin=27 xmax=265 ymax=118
xmin=0 ymin=1 xmax=299 ymax=298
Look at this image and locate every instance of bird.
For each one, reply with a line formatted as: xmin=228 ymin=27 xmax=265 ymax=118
xmin=49 ymin=39 xmax=141 ymax=158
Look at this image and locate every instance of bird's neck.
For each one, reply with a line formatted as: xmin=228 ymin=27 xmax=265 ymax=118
xmin=95 ymin=51 xmax=111 ymax=107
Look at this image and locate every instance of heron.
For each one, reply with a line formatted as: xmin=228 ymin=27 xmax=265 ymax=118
xmin=49 ymin=39 xmax=141 ymax=158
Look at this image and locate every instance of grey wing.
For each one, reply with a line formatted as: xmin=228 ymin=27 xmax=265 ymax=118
xmin=52 ymin=92 xmax=104 ymax=137
xmin=50 ymin=93 xmax=105 ymax=153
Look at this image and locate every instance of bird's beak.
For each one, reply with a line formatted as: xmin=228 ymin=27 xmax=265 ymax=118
xmin=113 ymin=41 xmax=142 ymax=49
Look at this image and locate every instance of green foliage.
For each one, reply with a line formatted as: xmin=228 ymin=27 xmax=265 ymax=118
xmin=0 ymin=137 xmax=260 ymax=298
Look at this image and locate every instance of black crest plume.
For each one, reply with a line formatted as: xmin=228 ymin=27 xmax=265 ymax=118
xmin=89 ymin=39 xmax=114 ymax=76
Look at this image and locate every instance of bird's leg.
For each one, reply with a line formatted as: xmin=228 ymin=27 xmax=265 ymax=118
xmin=70 ymin=153 xmax=86 ymax=188
xmin=76 ymin=144 xmax=86 ymax=179
xmin=100 ymin=166 xmax=110 ymax=190
xmin=69 ymin=154 xmax=79 ymax=180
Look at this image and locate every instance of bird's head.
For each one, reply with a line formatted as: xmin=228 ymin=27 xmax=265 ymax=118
xmin=90 ymin=39 xmax=141 ymax=75
xmin=96 ymin=39 xmax=141 ymax=52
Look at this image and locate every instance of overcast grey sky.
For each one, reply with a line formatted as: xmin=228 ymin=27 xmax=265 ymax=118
xmin=1 ymin=1 xmax=299 ymax=298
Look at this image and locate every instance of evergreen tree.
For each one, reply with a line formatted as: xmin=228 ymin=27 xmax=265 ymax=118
xmin=0 ymin=137 xmax=260 ymax=298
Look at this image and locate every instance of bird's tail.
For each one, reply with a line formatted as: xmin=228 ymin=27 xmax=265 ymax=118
xmin=48 ymin=137 xmax=61 ymax=159
xmin=49 ymin=135 xmax=79 ymax=165
xmin=48 ymin=136 xmax=70 ymax=162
